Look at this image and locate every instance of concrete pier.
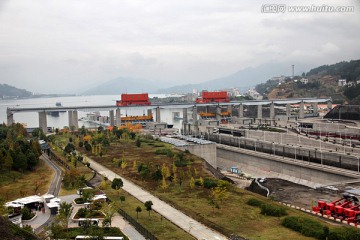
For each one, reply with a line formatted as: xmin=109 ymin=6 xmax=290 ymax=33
xmin=156 ymin=107 xmax=161 ymax=123
xmin=68 ymin=111 xmax=73 ymax=129
xmin=286 ymin=103 xmax=291 ymax=118
xmin=313 ymin=102 xmax=318 ymax=116
xmin=39 ymin=111 xmax=47 ymax=133
xmin=257 ymin=104 xmax=262 ymax=122
xmin=182 ymin=108 xmax=188 ymax=135
xmin=299 ymin=100 xmax=305 ymax=119
xmin=116 ymin=108 xmax=121 ymax=127
xmin=270 ymin=102 xmax=275 ymax=120
xmin=72 ymin=111 xmax=79 ymax=130
xmin=216 ymin=106 xmax=221 ymax=121
xmin=6 ymin=108 xmax=14 ymax=126
xmin=109 ymin=110 xmax=115 ymax=126
xmin=238 ymin=104 xmax=244 ymax=119
xmin=192 ymin=106 xmax=198 ymax=124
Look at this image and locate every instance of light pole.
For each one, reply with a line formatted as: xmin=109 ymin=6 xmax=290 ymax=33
xmin=357 ymin=156 xmax=359 ymax=173
xmin=294 ymin=146 xmax=297 ymax=160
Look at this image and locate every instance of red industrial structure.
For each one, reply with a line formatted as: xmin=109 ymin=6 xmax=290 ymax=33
xmin=196 ymin=91 xmax=229 ymax=103
xmin=312 ymin=194 xmax=360 ymax=225
xmin=116 ymin=93 xmax=151 ymax=106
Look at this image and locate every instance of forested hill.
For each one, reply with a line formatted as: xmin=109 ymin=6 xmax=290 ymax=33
xmin=0 ymin=84 xmax=33 ymax=99
xmin=256 ymin=59 xmax=360 ymax=104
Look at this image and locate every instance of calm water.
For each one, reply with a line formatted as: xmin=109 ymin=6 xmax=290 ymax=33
xmin=0 ymin=95 xmax=184 ymax=129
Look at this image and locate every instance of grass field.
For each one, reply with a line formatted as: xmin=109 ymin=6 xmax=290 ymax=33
xmin=0 ymin=157 xmax=54 ymax=201
xmin=73 ymin=137 xmax=320 ymax=240
xmin=53 ymin=133 xmax=359 ymax=240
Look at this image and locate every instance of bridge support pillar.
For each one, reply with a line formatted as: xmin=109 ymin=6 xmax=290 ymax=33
xmin=257 ymin=104 xmax=262 ymax=123
xmin=39 ymin=111 xmax=48 ymax=133
xmin=109 ymin=110 xmax=115 ymax=126
xmin=216 ymin=106 xmax=221 ymax=122
xmin=238 ymin=103 xmax=244 ymax=119
xmin=192 ymin=106 xmax=198 ymax=124
xmin=270 ymin=102 xmax=275 ymax=126
xmin=327 ymin=100 xmax=332 ymax=110
xmin=299 ymin=100 xmax=305 ymax=119
xmin=313 ymin=102 xmax=318 ymax=116
xmin=68 ymin=111 xmax=73 ymax=129
xmin=286 ymin=103 xmax=291 ymax=119
xmin=227 ymin=105 xmax=232 ymax=116
xmin=147 ymin=109 xmax=152 ymax=117
xmin=182 ymin=108 xmax=188 ymax=135
xmin=116 ymin=108 xmax=121 ymax=127
xmin=156 ymin=107 xmax=161 ymax=123
xmin=6 ymin=108 xmax=14 ymax=126
xmin=72 ymin=111 xmax=79 ymax=130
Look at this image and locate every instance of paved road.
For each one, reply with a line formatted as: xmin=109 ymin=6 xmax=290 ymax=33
xmin=31 ymin=153 xmax=63 ymax=233
xmin=87 ymin=157 xmax=228 ymax=240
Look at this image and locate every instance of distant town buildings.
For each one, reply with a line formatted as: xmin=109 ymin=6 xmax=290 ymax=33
xmin=247 ymin=88 xmax=263 ymax=100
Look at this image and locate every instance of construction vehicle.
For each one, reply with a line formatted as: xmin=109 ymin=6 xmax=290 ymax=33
xmin=116 ymin=93 xmax=151 ymax=106
xmin=313 ymin=194 xmax=360 ymax=224
xmin=196 ymin=91 xmax=229 ymax=103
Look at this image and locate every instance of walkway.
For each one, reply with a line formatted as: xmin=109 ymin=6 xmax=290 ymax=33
xmin=87 ymin=157 xmax=227 ymax=240
xmin=30 ymin=153 xmax=63 ymax=233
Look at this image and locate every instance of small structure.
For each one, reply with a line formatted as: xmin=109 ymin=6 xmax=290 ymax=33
xmin=300 ymin=78 xmax=308 ymax=84
xmin=338 ymin=79 xmax=347 ymax=86
xmin=230 ymin=166 xmax=241 ymax=174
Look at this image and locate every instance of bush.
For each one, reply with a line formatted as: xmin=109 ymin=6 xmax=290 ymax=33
xmin=282 ymin=216 xmax=324 ymax=239
xmin=21 ymin=207 xmax=35 ymax=220
xmin=155 ymin=148 xmax=174 ymax=157
xmin=203 ymin=178 xmax=218 ymax=189
xmin=77 ymin=208 xmax=88 ymax=218
xmin=260 ymin=204 xmax=287 ymax=217
xmin=79 ymin=141 xmax=83 ymax=148
xmin=247 ymin=198 xmax=264 ymax=207
xmin=84 ymin=142 xmax=92 ymax=152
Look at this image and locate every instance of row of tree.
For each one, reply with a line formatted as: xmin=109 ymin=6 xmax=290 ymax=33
xmin=0 ymin=124 xmax=42 ymax=172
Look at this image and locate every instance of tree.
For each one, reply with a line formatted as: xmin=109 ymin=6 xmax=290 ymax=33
xmin=135 ymin=137 xmax=141 ymax=147
xmin=161 ymin=176 xmax=168 ymax=192
xmin=136 ymin=206 xmax=142 ymax=219
xmin=111 ymin=178 xmax=124 ymax=190
xmin=189 ymin=176 xmax=195 ymax=190
xmin=58 ymin=202 xmax=73 ymax=230
xmin=120 ymin=195 xmax=125 ymax=204
xmin=102 ymin=202 xmax=116 ymax=227
xmin=4 ymin=152 xmax=13 ymax=172
xmin=64 ymin=143 xmax=75 ymax=154
xmin=144 ymin=201 xmax=153 ymax=216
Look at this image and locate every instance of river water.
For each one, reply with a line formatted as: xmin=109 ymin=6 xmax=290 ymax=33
xmin=0 ymin=94 xmax=184 ymax=130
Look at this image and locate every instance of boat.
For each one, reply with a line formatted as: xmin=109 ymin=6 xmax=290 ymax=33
xmin=47 ymin=102 xmax=65 ymax=117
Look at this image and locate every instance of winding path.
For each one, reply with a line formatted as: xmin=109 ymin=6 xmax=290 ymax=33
xmin=87 ymin=156 xmax=227 ymax=240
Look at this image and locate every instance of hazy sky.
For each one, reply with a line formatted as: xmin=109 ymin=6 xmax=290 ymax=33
xmin=0 ymin=0 xmax=359 ymax=94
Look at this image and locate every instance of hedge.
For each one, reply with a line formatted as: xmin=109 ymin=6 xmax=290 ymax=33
xmin=246 ymin=198 xmax=264 ymax=207
xmin=260 ymin=204 xmax=287 ymax=217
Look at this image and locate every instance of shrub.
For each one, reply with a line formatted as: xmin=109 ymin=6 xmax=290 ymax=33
xmin=260 ymin=204 xmax=287 ymax=217
xmin=84 ymin=142 xmax=92 ymax=152
xmin=78 ymin=141 xmax=83 ymax=148
xmin=155 ymin=148 xmax=174 ymax=157
xmin=282 ymin=216 xmax=323 ymax=239
xmin=77 ymin=208 xmax=88 ymax=218
xmin=247 ymin=198 xmax=264 ymax=207
xmin=203 ymin=178 xmax=218 ymax=189
xmin=21 ymin=207 xmax=35 ymax=220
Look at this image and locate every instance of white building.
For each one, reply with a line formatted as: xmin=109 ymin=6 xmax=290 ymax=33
xmin=300 ymin=78 xmax=308 ymax=84
xmin=247 ymin=88 xmax=263 ymax=100
xmin=338 ymin=79 xmax=347 ymax=86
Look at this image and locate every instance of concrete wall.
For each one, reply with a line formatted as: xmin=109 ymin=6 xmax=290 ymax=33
xmin=216 ymin=145 xmax=360 ymax=187
xmin=178 ymin=143 xmax=217 ymax=168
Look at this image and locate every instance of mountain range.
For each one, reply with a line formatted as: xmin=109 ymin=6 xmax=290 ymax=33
xmin=82 ymin=62 xmax=313 ymax=95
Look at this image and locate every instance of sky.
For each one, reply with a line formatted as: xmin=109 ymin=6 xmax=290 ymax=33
xmin=0 ymin=0 xmax=359 ymax=94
